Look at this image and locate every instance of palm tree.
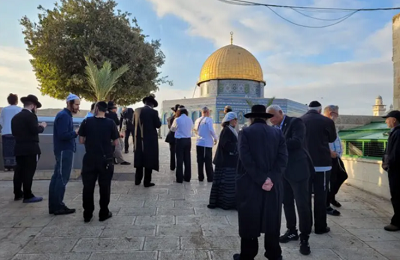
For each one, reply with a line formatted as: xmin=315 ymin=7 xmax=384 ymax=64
xmin=245 ymin=96 xmax=276 ymax=108
xmin=85 ymin=57 xmax=129 ymax=101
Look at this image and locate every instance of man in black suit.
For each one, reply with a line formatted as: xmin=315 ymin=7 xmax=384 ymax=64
xmin=301 ymin=101 xmax=337 ymax=235
xmin=165 ymin=104 xmax=179 ymax=171
xmin=11 ymin=95 xmax=47 ymax=203
xmin=267 ymin=105 xmax=312 ymax=255
xmin=123 ymin=94 xmax=161 ymax=187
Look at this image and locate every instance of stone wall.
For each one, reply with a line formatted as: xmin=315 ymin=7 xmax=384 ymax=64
xmin=342 ymin=157 xmax=390 ymax=200
xmin=335 ymin=115 xmax=383 ymax=130
xmin=393 ymin=14 xmax=400 ymax=110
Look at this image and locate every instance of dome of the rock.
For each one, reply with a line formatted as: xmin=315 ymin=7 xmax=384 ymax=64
xmin=197 ymin=44 xmax=264 ymax=85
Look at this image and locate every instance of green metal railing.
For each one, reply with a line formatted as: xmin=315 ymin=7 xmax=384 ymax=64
xmin=342 ymin=140 xmax=387 ymax=159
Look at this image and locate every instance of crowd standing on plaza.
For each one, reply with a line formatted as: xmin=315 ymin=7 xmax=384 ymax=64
xmin=1 ymin=92 xmax=400 ymax=260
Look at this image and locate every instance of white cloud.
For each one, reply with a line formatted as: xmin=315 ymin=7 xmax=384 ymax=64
xmin=147 ymin=0 xmax=395 ymax=115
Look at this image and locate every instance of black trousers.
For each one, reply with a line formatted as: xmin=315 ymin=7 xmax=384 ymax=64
xmin=388 ymin=171 xmax=400 ymax=227
xmin=196 ymin=146 xmax=213 ymax=181
xmin=169 ymin=143 xmax=176 ymax=171
xmin=311 ymin=171 xmax=330 ymax=231
xmin=135 ymin=167 xmax=152 ymax=185
xmin=176 ymin=138 xmax=191 ymax=183
xmin=283 ymin=177 xmax=312 ymax=239
xmin=327 ymin=158 xmax=348 ymax=206
xmin=81 ymin=155 xmax=114 ymax=218
xmin=124 ymin=127 xmax=134 ymax=152
xmin=240 ymin=235 xmax=282 ymax=260
xmin=13 ymin=154 xmax=38 ymax=199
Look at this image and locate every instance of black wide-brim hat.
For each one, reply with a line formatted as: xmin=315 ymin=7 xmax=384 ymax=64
xmin=107 ymin=101 xmax=117 ymax=109
xmin=171 ymin=104 xmax=180 ymax=112
xmin=244 ymin=104 xmax=273 ymax=119
xmin=143 ymin=95 xmax=158 ymax=108
xmin=20 ymin=94 xmax=42 ymax=109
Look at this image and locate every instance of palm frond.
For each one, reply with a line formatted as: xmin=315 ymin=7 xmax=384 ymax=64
xmin=84 ymin=57 xmax=129 ymax=101
xmin=245 ymin=99 xmax=254 ymax=108
xmin=266 ymin=96 xmax=275 ymax=107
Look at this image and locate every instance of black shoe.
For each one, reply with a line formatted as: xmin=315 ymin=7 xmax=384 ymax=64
xmin=315 ymin=226 xmax=330 ymax=234
xmin=207 ymin=204 xmax=216 ymax=209
xmin=331 ymin=199 xmax=342 ymax=208
xmin=14 ymin=195 xmax=23 ymax=201
xmin=54 ymin=207 xmax=76 ymax=215
xmin=170 ymin=167 xmax=175 ymax=171
xmin=84 ymin=216 xmax=93 ymax=223
xmin=135 ymin=182 xmax=141 ymax=186
xmin=300 ymin=239 xmax=311 ymax=255
xmin=120 ymin=161 xmax=131 ymax=165
xmin=327 ymin=207 xmax=341 ymax=216
xmin=99 ymin=212 xmax=113 ymax=222
xmin=279 ymin=229 xmax=299 ymax=243
xmin=207 ymin=179 xmax=213 ymax=183
xmin=233 ymin=254 xmax=240 ymax=260
xmin=199 ymin=179 xmax=204 ymax=182
xmin=144 ymin=183 xmax=155 ymax=188
xmin=124 ymin=151 xmax=129 ymax=154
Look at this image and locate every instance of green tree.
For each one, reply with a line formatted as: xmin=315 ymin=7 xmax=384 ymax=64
xmin=20 ymin=0 xmax=170 ymax=105
xmin=85 ymin=57 xmax=129 ymax=101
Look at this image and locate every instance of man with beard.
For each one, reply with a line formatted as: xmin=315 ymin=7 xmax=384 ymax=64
xmin=128 ymin=94 xmax=161 ymax=187
xmin=12 ymin=94 xmax=47 ymax=203
xmin=49 ymin=93 xmax=80 ymax=215
xmin=234 ymin=104 xmax=288 ymax=260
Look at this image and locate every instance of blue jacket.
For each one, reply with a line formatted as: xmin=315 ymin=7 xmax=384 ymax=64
xmin=53 ymin=108 xmax=77 ymax=154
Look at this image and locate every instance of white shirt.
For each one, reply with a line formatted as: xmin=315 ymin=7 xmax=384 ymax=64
xmin=194 ymin=116 xmax=218 ymax=148
xmin=171 ymin=114 xmax=193 ymax=139
xmin=0 ymin=105 xmax=22 ymax=135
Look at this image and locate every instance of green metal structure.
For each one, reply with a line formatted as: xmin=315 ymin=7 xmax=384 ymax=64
xmin=339 ymin=122 xmax=389 ymax=159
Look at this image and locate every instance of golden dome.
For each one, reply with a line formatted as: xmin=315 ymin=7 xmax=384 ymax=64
xmin=198 ymin=44 xmax=264 ymax=85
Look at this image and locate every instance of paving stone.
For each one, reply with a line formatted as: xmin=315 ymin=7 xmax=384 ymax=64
xmin=333 ymin=247 xmax=388 ymax=260
xmin=201 ymin=223 xmax=238 ymax=236
xmin=181 ymin=236 xmax=240 ymax=250
xmin=160 ymin=250 xmax=210 ymax=260
xmin=39 ymin=225 xmax=104 ymax=237
xmin=15 ymin=216 xmax=54 ymax=228
xmin=176 ymin=215 xmax=229 ymax=225
xmin=12 ymin=253 xmax=91 ymax=260
xmin=143 ymin=236 xmax=180 ymax=250
xmin=157 ymin=224 xmax=203 ymax=237
xmin=135 ymin=215 xmax=175 ymax=225
xmin=157 ymin=208 xmax=195 ymax=216
xmin=118 ymin=207 xmax=157 ymax=216
xmin=73 ymin=237 xmax=144 ymax=252
xmin=101 ymin=225 xmax=156 ymax=237
xmin=347 ymin=228 xmax=399 ymax=242
xmin=21 ymin=237 xmax=79 ymax=253
xmin=89 ymin=252 xmax=157 ymax=260
xmin=365 ymin=241 xmax=400 ymax=259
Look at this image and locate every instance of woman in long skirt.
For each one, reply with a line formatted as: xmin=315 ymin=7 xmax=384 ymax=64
xmin=0 ymin=94 xmax=21 ymax=171
xmin=208 ymin=112 xmax=238 ymax=210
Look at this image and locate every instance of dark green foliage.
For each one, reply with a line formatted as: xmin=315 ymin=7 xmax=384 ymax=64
xmin=21 ymin=0 xmax=170 ymax=105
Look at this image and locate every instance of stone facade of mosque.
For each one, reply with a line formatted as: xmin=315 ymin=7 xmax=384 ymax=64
xmin=160 ymin=41 xmax=308 ymax=136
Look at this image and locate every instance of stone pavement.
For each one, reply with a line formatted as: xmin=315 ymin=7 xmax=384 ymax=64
xmin=0 ymin=140 xmax=400 ymax=260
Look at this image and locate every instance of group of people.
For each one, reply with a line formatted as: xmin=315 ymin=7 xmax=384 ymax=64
xmin=2 ymin=92 xmax=400 ymax=260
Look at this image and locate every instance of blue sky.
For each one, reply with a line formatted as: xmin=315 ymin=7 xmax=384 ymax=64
xmin=1 ymin=0 xmax=400 ymax=114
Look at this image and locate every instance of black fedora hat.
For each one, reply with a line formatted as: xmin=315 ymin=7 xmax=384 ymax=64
xmin=171 ymin=104 xmax=180 ymax=112
xmin=107 ymin=101 xmax=117 ymax=109
xmin=20 ymin=94 xmax=42 ymax=109
xmin=244 ymin=104 xmax=273 ymax=119
xmin=143 ymin=94 xmax=158 ymax=108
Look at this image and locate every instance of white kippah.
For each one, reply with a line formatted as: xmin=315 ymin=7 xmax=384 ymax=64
xmin=222 ymin=112 xmax=237 ymax=123
xmin=66 ymin=93 xmax=79 ymax=102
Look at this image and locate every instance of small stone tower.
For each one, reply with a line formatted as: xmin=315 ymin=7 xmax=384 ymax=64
xmin=372 ymin=95 xmax=386 ymax=116
xmin=393 ymin=14 xmax=400 ymax=110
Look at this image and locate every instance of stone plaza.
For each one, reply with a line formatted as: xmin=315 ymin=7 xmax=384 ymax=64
xmin=0 ymin=140 xmax=399 ymax=260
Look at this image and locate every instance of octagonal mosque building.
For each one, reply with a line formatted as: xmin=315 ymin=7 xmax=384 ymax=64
xmin=160 ymin=38 xmax=308 ymax=135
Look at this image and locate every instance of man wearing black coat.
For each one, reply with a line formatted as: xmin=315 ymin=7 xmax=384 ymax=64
xmin=121 ymin=108 xmax=134 ymax=153
xmin=165 ymin=104 xmax=179 ymax=171
xmin=11 ymin=95 xmax=47 ymax=203
xmin=234 ymin=105 xmax=288 ymax=260
xmin=300 ymin=101 xmax=337 ymax=235
xmin=267 ymin=105 xmax=312 ymax=255
xmin=125 ymin=95 xmax=161 ymax=187
xmin=382 ymin=110 xmax=400 ymax=232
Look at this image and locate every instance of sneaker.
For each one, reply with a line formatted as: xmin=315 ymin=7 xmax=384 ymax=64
xmin=99 ymin=212 xmax=113 ymax=222
xmin=279 ymin=229 xmax=299 ymax=243
xmin=384 ymin=224 xmax=400 ymax=232
xmin=327 ymin=207 xmax=341 ymax=216
xmin=23 ymin=196 xmax=43 ymax=203
xmin=144 ymin=183 xmax=155 ymax=188
xmin=331 ymin=199 xmax=342 ymax=207
xmin=54 ymin=207 xmax=76 ymax=215
xmin=315 ymin=226 xmax=331 ymax=234
xmin=300 ymin=239 xmax=311 ymax=255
